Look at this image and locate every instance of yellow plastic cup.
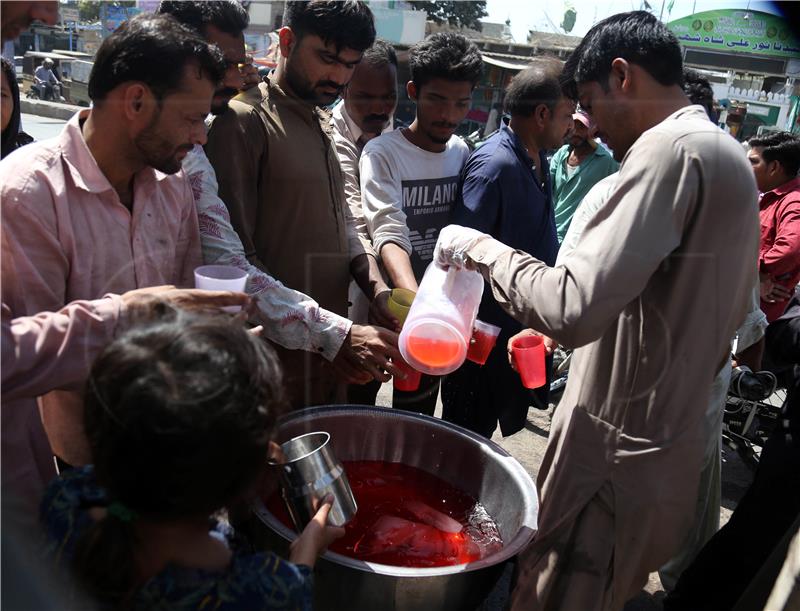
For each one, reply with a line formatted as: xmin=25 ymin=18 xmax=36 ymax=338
xmin=387 ymin=288 xmax=416 ymax=326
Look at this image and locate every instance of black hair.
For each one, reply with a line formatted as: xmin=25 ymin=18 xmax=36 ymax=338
xmin=503 ymin=58 xmax=565 ymax=117
xmin=72 ymin=312 xmax=286 ymax=605
xmin=683 ymin=68 xmax=716 ymax=121
xmin=156 ymin=0 xmax=249 ymax=36
xmin=2 ymin=58 xmax=21 ymax=159
xmin=283 ymin=0 xmax=375 ymax=53
xmin=749 ymin=132 xmax=800 ymax=177
xmin=409 ymin=32 xmax=482 ymax=90
xmin=561 ymin=11 xmax=683 ymax=100
xmin=361 ymin=38 xmax=397 ymax=69
xmin=88 ymin=13 xmax=226 ymax=103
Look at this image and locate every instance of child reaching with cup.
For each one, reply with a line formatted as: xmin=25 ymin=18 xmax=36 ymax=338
xmin=40 ymin=312 xmax=343 ymax=610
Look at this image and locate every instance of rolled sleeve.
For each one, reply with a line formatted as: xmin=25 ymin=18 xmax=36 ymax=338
xmin=360 ymin=147 xmax=412 ymax=256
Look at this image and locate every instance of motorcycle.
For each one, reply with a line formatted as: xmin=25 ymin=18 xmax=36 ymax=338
xmin=547 ymin=347 xmax=787 ymax=472
xmin=26 ymin=81 xmax=65 ymax=102
xmin=723 ymin=366 xmax=788 ymax=470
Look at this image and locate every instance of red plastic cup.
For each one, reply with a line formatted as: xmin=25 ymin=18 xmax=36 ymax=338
xmin=511 ymin=335 xmax=546 ymax=389
xmin=392 ymin=357 xmax=422 ymax=392
xmin=466 ymin=319 xmax=501 ymax=365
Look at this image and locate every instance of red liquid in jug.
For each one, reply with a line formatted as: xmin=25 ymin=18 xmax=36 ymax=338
xmin=265 ymin=461 xmax=503 ymax=568
xmin=406 ymin=335 xmax=462 ymax=368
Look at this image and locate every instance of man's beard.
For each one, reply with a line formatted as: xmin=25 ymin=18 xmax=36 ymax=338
xmin=210 ymin=87 xmax=239 ymax=116
xmin=425 ymin=120 xmax=458 ymax=145
xmin=135 ymin=114 xmax=191 ymax=175
xmin=426 ymin=130 xmax=451 ymax=145
xmin=285 ymin=65 xmax=342 ymax=107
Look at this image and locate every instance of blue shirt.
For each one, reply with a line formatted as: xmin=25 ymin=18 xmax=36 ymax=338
xmin=452 ymin=123 xmax=558 ymax=335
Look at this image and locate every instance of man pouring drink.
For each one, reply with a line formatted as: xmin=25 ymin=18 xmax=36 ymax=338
xmin=434 ymin=11 xmax=760 ymax=611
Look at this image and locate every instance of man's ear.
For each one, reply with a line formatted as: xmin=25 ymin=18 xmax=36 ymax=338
xmin=534 ymin=103 xmax=550 ymax=128
xmin=278 ymin=26 xmax=295 ymax=59
xmin=767 ymin=159 xmax=783 ymax=178
xmin=121 ymin=83 xmax=154 ymax=122
xmin=609 ymin=57 xmax=631 ymax=93
xmin=407 ymin=80 xmax=417 ymax=102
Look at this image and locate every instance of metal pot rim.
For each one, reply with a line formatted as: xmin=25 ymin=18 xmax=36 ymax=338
xmin=256 ymin=405 xmax=538 ymax=577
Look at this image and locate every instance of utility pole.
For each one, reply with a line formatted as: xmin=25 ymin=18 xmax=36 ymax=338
xmin=659 ymin=0 xmax=666 ymax=21
xmin=100 ymin=2 xmax=109 ymax=39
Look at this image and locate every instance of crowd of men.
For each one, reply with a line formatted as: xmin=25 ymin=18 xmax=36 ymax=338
xmin=1 ymin=1 xmax=799 ymax=610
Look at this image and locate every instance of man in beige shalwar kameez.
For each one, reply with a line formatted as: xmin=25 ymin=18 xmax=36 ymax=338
xmin=435 ymin=11 xmax=760 ymax=611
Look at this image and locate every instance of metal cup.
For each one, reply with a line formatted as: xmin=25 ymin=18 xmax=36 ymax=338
xmin=277 ymin=431 xmax=357 ymax=530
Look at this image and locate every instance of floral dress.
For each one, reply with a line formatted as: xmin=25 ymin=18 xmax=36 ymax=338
xmin=41 ymin=466 xmax=312 ymax=610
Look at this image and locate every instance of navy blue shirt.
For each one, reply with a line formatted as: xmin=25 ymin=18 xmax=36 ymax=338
xmin=442 ymin=124 xmax=558 ymax=437
xmin=452 ymin=123 xmax=558 ymax=335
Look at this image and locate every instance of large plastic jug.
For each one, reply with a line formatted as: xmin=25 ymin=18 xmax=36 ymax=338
xmin=398 ymin=262 xmax=484 ymax=375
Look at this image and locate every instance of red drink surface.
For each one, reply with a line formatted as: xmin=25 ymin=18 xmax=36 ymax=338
xmin=406 ymin=335 xmax=462 ymax=368
xmin=265 ymin=461 xmax=503 ymax=568
xmin=466 ymin=328 xmax=498 ymax=365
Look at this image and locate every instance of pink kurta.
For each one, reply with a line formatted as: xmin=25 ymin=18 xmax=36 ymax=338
xmin=1 ymin=110 xmax=202 ymax=490
xmin=1 ymin=297 xmax=124 ymax=401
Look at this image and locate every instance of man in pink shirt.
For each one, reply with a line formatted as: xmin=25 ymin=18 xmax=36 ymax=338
xmin=1 ymin=14 xmax=226 ymax=501
xmin=747 ymin=132 xmax=800 ymax=321
xmin=2 ymin=288 xmax=250 ymax=403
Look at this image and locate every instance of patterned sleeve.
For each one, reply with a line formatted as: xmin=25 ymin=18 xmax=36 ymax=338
xmin=137 ymin=552 xmax=315 ymax=611
xmin=223 ymin=553 xmax=314 ymax=611
xmin=184 ymin=146 xmax=351 ymax=362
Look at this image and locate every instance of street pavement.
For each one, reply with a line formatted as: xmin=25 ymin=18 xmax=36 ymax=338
xmin=20 ymin=113 xmax=66 ymax=141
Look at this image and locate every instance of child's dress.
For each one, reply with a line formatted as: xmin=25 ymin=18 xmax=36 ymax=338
xmin=41 ymin=466 xmax=313 ymax=610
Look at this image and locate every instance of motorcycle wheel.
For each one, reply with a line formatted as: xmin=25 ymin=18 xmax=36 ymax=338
xmin=721 ymin=432 xmax=760 ymax=471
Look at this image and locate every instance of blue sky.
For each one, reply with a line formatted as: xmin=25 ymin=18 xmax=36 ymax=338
xmin=484 ymin=0 xmax=785 ymax=42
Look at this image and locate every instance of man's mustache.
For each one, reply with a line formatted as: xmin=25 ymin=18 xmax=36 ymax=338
xmin=432 ymin=121 xmax=458 ymax=130
xmin=214 ymin=87 xmax=239 ymax=99
xmin=364 ymin=114 xmax=390 ymax=124
xmin=317 ymin=80 xmax=345 ymax=92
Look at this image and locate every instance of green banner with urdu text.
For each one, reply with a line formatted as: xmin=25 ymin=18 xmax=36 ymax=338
xmin=668 ymin=9 xmax=800 ymax=59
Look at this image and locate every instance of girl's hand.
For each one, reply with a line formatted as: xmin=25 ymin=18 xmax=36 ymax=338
xmin=288 ymin=496 xmax=346 ymax=568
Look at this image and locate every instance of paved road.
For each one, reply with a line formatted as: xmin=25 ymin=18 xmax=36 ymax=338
xmin=20 ymin=113 xmax=66 ymax=141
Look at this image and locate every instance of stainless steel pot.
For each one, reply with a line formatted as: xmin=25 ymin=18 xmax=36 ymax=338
xmin=252 ymin=405 xmax=538 ymax=611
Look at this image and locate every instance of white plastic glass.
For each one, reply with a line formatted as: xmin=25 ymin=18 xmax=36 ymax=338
xmin=194 ymin=265 xmax=248 ymax=312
